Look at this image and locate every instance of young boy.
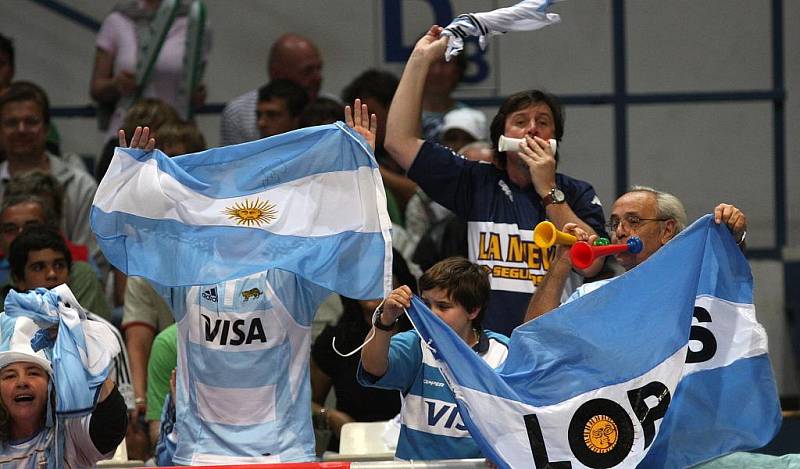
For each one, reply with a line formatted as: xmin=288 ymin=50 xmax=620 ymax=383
xmin=5 ymin=226 xmax=132 ymax=406
xmin=359 ymin=257 xmax=509 ymax=460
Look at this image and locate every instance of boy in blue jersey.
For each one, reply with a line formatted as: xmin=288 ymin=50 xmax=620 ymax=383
xmin=359 ymin=257 xmax=509 ymax=460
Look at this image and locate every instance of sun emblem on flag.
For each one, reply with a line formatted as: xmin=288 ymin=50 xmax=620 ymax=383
xmin=583 ymin=414 xmax=618 ymax=454
xmin=223 ymin=198 xmax=278 ymax=226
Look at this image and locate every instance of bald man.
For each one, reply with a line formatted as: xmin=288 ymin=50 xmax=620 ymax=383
xmin=221 ymin=33 xmax=330 ymax=145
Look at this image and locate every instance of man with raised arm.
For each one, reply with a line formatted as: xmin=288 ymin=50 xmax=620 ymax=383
xmin=384 ymin=26 xmax=608 ymax=335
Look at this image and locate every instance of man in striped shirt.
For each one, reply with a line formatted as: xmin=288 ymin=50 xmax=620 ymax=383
xmin=220 ymin=33 xmax=324 ymax=145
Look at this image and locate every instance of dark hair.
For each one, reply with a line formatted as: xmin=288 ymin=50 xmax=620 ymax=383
xmin=0 ymin=33 xmax=13 ymax=69
xmin=451 ymin=52 xmax=468 ymax=82
xmin=298 ymin=97 xmax=342 ymax=128
xmin=489 ymin=90 xmax=564 ymax=169
xmin=4 ymin=171 xmax=64 ymax=222
xmin=0 ymin=194 xmax=58 ymax=228
xmin=419 ymin=257 xmax=490 ymax=330
xmin=0 ymin=81 xmax=50 ymax=125
xmin=342 ymin=69 xmax=399 ymax=108
xmin=9 ymin=225 xmax=71 ymax=284
xmin=257 ymin=79 xmax=309 ymax=118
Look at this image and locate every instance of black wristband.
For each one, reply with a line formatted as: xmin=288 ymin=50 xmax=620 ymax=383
xmin=372 ymin=306 xmax=398 ymax=331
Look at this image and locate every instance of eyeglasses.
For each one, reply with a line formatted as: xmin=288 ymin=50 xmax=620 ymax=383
xmin=605 ymin=215 xmax=671 ymax=232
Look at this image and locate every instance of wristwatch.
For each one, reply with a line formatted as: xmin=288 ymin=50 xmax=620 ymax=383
xmin=542 ymin=187 xmax=566 ymax=206
xmin=372 ymin=307 xmax=398 ymax=331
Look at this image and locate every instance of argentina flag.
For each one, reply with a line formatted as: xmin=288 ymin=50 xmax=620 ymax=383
xmin=405 ymin=215 xmax=781 ymax=468
xmin=92 ymin=122 xmax=392 ymax=299
xmin=3 ymin=285 xmax=120 ymax=415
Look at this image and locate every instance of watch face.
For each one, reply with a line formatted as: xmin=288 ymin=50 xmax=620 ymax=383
xmin=552 ymin=188 xmax=566 ymax=203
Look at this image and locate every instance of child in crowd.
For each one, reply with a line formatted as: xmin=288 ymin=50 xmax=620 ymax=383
xmin=156 ymin=120 xmax=207 ymax=157
xmin=358 ymin=257 xmax=509 ymax=460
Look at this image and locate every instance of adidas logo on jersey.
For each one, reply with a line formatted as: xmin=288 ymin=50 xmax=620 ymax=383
xmin=202 ymin=287 xmax=218 ymax=302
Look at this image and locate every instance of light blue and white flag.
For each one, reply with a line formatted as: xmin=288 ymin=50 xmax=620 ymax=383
xmin=405 ymin=215 xmax=781 ymax=469
xmin=442 ymin=0 xmax=563 ymax=61
xmin=92 ymin=123 xmax=393 ymax=299
xmin=3 ymin=285 xmax=120 ymax=415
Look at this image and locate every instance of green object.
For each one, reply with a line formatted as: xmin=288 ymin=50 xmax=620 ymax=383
xmin=146 ymin=323 xmax=178 ymax=422
xmin=593 ymin=237 xmax=610 ymax=246
xmin=385 ymin=188 xmax=404 ymax=227
xmin=46 ymin=123 xmax=60 ymax=151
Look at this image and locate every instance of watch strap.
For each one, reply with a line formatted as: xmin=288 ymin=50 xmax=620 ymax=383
xmin=542 ymin=188 xmax=565 ymax=207
xmin=372 ymin=307 xmax=398 ymax=331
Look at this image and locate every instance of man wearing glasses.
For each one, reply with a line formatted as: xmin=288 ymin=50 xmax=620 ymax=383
xmin=525 ymin=186 xmax=747 ymax=321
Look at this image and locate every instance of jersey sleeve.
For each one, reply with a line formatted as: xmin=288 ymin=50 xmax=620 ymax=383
xmin=407 ymin=141 xmax=490 ymax=219
xmin=95 ymin=12 xmax=124 ymax=54
xmin=357 ymin=331 xmax=422 ymax=393
xmin=124 ymin=277 xmax=180 ymax=326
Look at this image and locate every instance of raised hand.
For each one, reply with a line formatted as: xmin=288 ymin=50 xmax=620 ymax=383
xmin=118 ymin=126 xmax=156 ymax=151
xmin=344 ymin=98 xmax=378 ymax=151
xmin=411 ymin=25 xmax=449 ymax=63
xmin=382 ymin=285 xmax=413 ymax=324
xmin=713 ymin=203 xmax=747 ymax=244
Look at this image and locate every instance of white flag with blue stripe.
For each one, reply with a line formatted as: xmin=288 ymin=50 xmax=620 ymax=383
xmin=405 ymin=215 xmax=781 ymax=468
xmin=3 ymin=285 xmax=120 ymax=415
xmin=91 ymin=123 xmax=392 ymax=299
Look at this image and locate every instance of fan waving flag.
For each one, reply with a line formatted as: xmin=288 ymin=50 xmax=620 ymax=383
xmin=405 ymin=215 xmax=781 ymax=469
xmin=3 ymin=285 xmax=120 ymax=415
xmin=442 ymin=0 xmax=563 ymax=61
xmin=91 ymin=122 xmax=392 ymax=299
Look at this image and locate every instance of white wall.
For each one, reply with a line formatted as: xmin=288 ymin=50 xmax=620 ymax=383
xmin=1 ymin=0 xmax=797 ymax=394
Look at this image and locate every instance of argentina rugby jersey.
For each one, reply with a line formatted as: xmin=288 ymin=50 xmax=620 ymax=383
xmin=162 ymin=269 xmax=329 ymax=465
xmin=358 ymin=330 xmax=509 ymax=460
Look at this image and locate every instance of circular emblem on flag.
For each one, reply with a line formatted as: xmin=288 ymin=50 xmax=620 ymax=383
xmin=223 ymin=198 xmax=277 ymax=226
xmin=568 ymin=398 xmax=634 ymax=468
xmin=583 ymin=414 xmax=618 ymax=453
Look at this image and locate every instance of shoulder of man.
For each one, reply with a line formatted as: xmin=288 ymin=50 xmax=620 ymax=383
xmin=47 ymin=154 xmax=98 ymax=189
xmin=222 ymin=89 xmax=258 ymax=116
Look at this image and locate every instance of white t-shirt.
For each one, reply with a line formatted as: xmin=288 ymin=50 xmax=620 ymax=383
xmin=95 ymin=10 xmax=211 ymax=136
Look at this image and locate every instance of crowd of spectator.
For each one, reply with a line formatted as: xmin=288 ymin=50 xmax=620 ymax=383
xmin=0 ymin=5 xmax=754 ymax=467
